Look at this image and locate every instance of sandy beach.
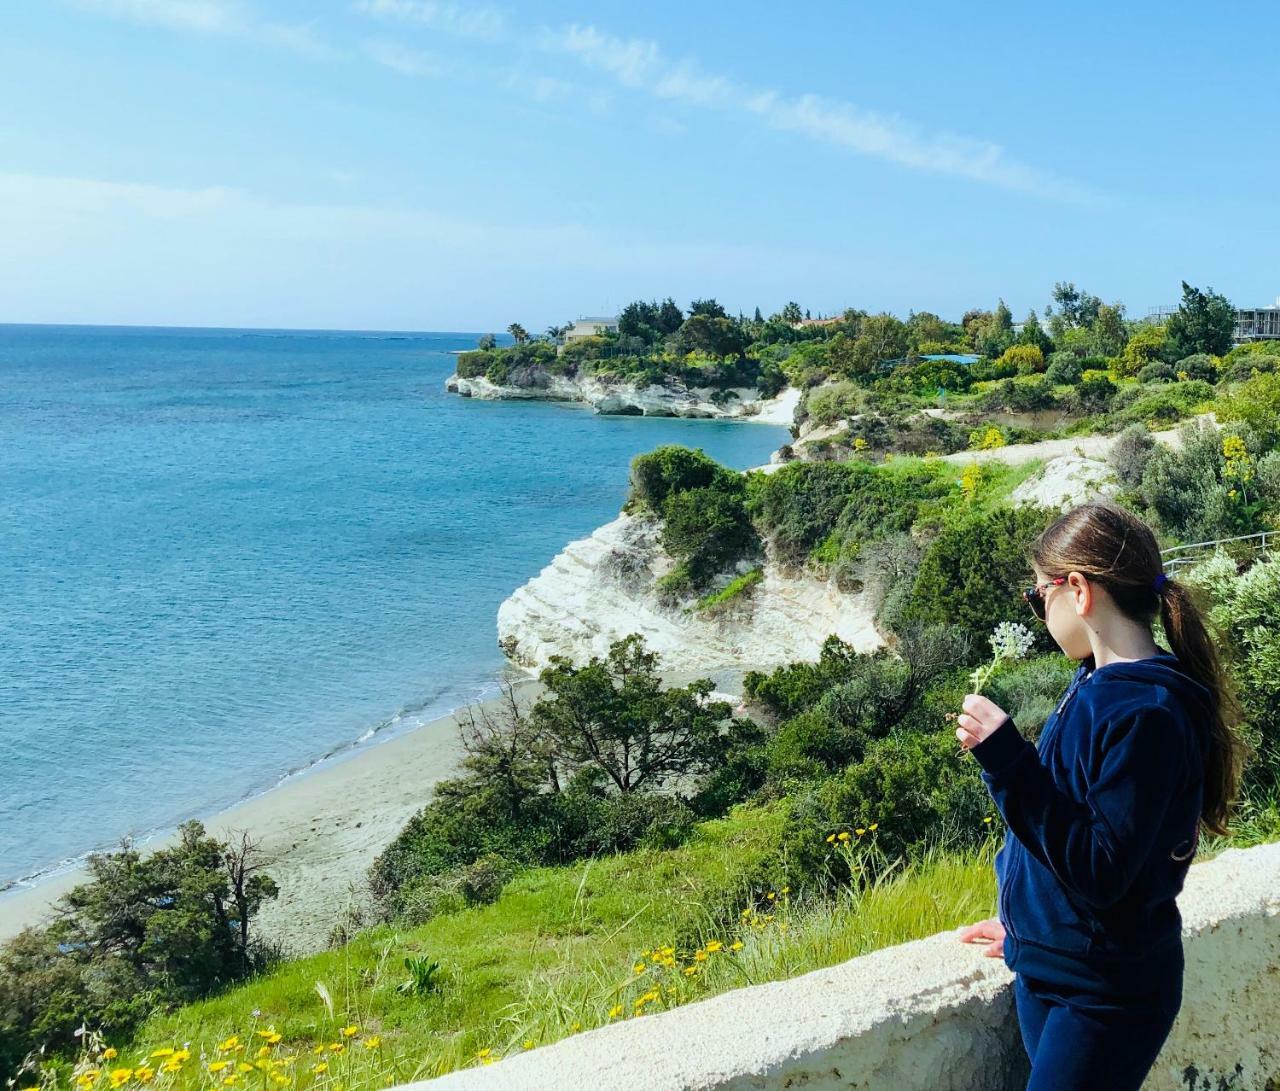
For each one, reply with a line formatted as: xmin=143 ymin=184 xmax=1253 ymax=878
xmin=0 ymin=667 xmax=748 ymax=956
xmin=0 ymin=680 xmax=550 ymax=956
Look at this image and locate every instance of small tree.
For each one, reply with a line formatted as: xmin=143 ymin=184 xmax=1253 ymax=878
xmin=507 ymin=323 xmax=529 ymax=344
xmin=531 ymin=634 xmax=740 ymax=793
xmin=1167 ymin=281 xmax=1235 ymax=359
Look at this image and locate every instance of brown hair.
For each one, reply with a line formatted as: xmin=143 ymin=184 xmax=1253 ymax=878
xmin=1030 ymin=499 xmax=1248 ymax=836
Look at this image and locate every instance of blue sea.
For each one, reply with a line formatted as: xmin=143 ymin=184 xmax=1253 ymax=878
xmin=0 ymin=325 xmax=789 ymax=888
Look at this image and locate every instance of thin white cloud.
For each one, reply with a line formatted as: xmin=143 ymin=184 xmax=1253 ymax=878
xmin=355 ymin=0 xmax=505 ymax=41
xmin=68 ymin=0 xmax=330 ymax=56
xmin=543 ymin=23 xmax=1096 ymax=203
xmin=362 ymin=38 xmax=444 ymax=77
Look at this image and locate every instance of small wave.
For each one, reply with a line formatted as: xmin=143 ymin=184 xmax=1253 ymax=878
xmin=0 ymin=676 xmax=513 ymax=899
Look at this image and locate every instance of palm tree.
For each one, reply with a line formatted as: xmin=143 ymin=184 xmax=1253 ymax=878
xmin=507 ymin=323 xmax=529 ymax=344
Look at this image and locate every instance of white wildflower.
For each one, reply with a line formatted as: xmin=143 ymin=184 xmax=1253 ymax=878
xmin=969 ymin=621 xmax=1035 ymax=695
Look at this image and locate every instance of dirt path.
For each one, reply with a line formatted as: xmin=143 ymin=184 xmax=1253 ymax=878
xmin=939 ymin=412 xmax=1217 ymax=467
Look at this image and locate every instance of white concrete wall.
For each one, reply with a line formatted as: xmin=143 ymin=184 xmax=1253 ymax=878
xmin=406 ymin=840 xmax=1280 ymax=1091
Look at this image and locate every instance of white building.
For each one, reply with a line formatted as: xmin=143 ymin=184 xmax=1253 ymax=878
xmin=561 ymin=316 xmax=619 ymax=345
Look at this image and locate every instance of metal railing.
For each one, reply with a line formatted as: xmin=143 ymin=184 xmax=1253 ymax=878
xmin=1160 ymin=529 xmax=1274 ymax=572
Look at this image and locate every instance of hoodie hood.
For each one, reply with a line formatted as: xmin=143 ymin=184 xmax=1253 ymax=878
xmin=1079 ymin=648 xmax=1216 ymax=739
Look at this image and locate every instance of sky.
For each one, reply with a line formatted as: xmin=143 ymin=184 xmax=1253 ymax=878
xmin=2 ymin=0 xmax=1278 ymax=332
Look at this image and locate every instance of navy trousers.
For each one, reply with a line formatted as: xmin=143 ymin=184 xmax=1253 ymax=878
xmin=1013 ymin=970 xmax=1183 ymax=1090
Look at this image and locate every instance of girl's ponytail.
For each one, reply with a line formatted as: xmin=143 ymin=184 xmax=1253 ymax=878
xmin=1158 ymin=577 xmax=1250 ymax=836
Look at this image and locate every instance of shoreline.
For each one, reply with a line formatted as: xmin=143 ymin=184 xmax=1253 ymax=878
xmin=0 ymin=667 xmax=750 ymax=955
xmin=0 ymin=678 xmax=542 ymax=955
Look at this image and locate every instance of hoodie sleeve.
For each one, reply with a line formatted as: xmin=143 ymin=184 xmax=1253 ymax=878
xmin=967 ymin=704 xmax=1188 ymax=910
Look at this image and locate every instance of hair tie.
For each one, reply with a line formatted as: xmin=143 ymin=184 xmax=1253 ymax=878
xmin=1152 ymin=572 xmax=1169 ymax=592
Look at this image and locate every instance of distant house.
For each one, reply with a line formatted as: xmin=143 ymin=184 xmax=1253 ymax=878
xmin=561 ymin=316 xmax=619 ymax=346
xmin=1235 ymin=297 xmax=1280 ymax=343
xmin=790 ymin=316 xmax=843 ymax=329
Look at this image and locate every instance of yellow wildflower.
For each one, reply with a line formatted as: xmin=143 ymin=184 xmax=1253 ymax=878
xmin=633 ymin=961 xmax=646 ymax=974
xmin=607 ymin=1004 xmax=623 ymax=1018
xmin=693 ymin=949 xmax=707 ymax=962
xmin=133 ymin=1068 xmax=153 ymax=1085
xmin=221 ymin=1078 xmax=238 ymax=1087
xmin=109 ymin=1068 xmax=133 ymax=1087
xmin=103 ymin=1049 xmax=119 ymax=1061
xmin=825 ymin=833 xmax=835 ymax=843
xmin=149 ymin=1050 xmax=174 ymax=1060
xmin=522 ymin=1040 xmax=534 ymax=1050
xmin=766 ymin=892 xmax=775 ymax=901
xmin=256 ymin=1046 xmax=270 ymax=1059
xmin=208 ymin=1062 xmax=231 ymax=1074
xmin=328 ymin=1043 xmax=345 ymax=1053
xmin=730 ymin=940 xmax=744 ymax=951
xmin=706 ymin=940 xmax=723 ymax=953
xmin=171 ymin=1050 xmax=190 ymax=1064
xmin=272 ymin=1077 xmax=288 ymax=1086
xmin=683 ymin=965 xmax=698 ymax=976
xmin=312 ymin=1046 xmax=325 ymax=1056
xmin=475 ymin=1049 xmax=491 ymax=1059
xmin=237 ymin=1063 xmax=254 ymax=1074
xmin=984 ymin=816 xmax=993 ymax=824
xmin=856 ymin=827 xmax=866 ymax=836
xmin=341 ymin=1025 xmax=359 ymax=1039
xmin=570 ymin=1023 xmax=581 ymax=1032
xmin=311 ymin=1063 xmax=328 ymax=1075
xmin=363 ymin=1036 xmax=382 ymax=1050
xmin=868 ymin=823 xmax=878 ymax=831
xmin=837 ymin=831 xmax=851 ymax=842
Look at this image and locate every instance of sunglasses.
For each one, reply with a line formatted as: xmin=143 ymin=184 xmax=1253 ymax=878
xmin=1023 ymin=576 xmax=1068 ymax=622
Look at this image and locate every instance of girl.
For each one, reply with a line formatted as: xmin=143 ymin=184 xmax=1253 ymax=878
xmin=954 ymin=500 xmax=1247 ymax=1090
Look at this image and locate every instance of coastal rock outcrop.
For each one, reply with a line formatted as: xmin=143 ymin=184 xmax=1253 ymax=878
xmin=445 ymin=372 xmax=800 ymax=425
xmin=497 ymin=510 xmax=883 ymax=675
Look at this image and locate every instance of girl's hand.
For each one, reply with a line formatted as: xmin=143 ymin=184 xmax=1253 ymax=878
xmin=951 ymin=693 xmax=1011 ymax=750
xmin=956 ymin=917 xmax=1006 ymax=957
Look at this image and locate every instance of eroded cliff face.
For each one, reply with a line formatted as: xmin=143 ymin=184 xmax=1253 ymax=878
xmin=445 ymin=372 xmax=801 ymax=425
xmin=496 ymin=510 xmax=883 ymax=675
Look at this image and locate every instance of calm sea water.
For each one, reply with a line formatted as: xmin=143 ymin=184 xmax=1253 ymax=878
xmin=0 ymin=325 xmax=788 ymax=886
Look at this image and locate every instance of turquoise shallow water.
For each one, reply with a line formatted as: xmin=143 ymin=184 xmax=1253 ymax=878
xmin=0 ymin=325 xmax=788 ymax=886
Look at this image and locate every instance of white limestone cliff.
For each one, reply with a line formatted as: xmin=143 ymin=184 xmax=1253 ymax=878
xmin=445 ymin=372 xmax=801 ymax=425
xmin=496 ymin=510 xmax=883 ymax=675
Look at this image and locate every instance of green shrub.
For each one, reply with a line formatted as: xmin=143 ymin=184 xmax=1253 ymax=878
xmin=779 ymin=731 xmax=991 ymax=892
xmin=1046 ymin=352 xmax=1083 ymax=385
xmin=1138 ymin=360 xmax=1176 ymax=383
xmin=1173 ymin=353 xmax=1218 ymax=383
xmin=627 ymin=445 xmax=725 ymax=512
xmin=901 ymin=505 xmax=1058 ymax=654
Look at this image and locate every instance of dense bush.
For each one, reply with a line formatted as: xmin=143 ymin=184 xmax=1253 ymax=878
xmin=1128 ymin=419 xmax=1279 ymax=542
xmin=900 ymin=505 xmax=1058 ymax=655
xmin=1173 ymin=353 xmax=1218 ymax=383
xmin=974 ymin=375 xmax=1057 ymax=414
xmin=0 ymin=824 xmax=278 ymax=1078
xmin=1217 ymin=370 xmax=1280 ymax=451
xmin=746 ymin=458 xmax=953 ymax=569
xmin=804 ymin=380 xmax=865 ymax=427
xmin=1138 ymin=360 xmax=1176 ymax=383
xmin=1109 ymin=379 xmax=1214 ymax=428
xmin=1185 ymin=553 xmax=1280 ymax=798
xmin=1046 ymin=352 xmax=1084 ymax=385
xmin=1222 ymin=353 xmax=1280 ymax=384
xmin=779 ymin=731 xmax=991 ymax=891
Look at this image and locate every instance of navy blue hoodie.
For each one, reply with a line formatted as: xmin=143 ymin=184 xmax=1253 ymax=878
xmin=969 ymin=647 xmax=1212 ymax=996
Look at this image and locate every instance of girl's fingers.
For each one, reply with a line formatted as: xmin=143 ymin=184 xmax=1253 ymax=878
xmin=955 ymin=726 xmax=981 ymax=749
